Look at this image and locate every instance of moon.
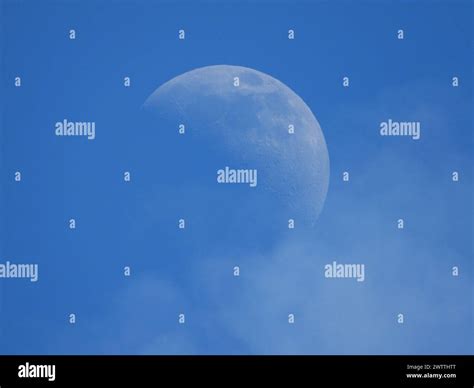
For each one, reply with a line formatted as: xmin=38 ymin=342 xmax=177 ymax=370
xmin=143 ymin=64 xmax=329 ymax=224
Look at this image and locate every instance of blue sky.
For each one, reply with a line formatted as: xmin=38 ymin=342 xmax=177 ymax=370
xmin=0 ymin=0 xmax=472 ymax=354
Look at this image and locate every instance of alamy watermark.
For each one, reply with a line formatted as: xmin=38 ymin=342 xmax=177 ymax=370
xmin=217 ymin=166 xmax=257 ymax=187
xmin=380 ymin=119 xmax=421 ymax=140
xmin=55 ymin=119 xmax=95 ymax=140
xmin=0 ymin=261 xmax=38 ymax=282
xmin=18 ymin=362 xmax=55 ymax=382
xmin=324 ymin=261 xmax=365 ymax=282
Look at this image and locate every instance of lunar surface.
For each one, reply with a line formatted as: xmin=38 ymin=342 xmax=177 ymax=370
xmin=144 ymin=65 xmax=329 ymax=223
